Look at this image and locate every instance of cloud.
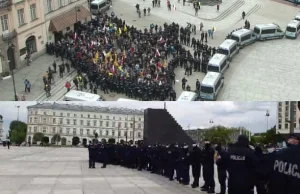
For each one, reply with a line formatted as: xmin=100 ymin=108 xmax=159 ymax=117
xmin=0 ymin=101 xmax=277 ymax=137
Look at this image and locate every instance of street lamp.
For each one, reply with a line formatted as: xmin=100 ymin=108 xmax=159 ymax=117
xmin=265 ymin=110 xmax=270 ymax=131
xmin=209 ymin=120 xmax=214 ymax=128
xmin=16 ymin=105 xmax=20 ymax=121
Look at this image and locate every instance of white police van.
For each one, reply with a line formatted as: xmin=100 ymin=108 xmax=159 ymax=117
xmin=177 ymin=91 xmax=198 ymax=101
xmin=253 ymin=24 xmax=285 ymax=41
xmin=64 ymin=90 xmax=104 ymax=101
xmin=90 ymin=0 xmax=110 ymax=15
xmin=207 ymin=53 xmax=229 ymax=74
xmin=200 ymin=72 xmax=224 ymax=101
xmin=285 ymin=20 xmax=300 ymax=39
xmin=217 ymin=39 xmax=239 ymax=61
xmin=230 ymin=29 xmax=256 ymax=48
xmin=295 ymin=12 xmax=300 ymax=21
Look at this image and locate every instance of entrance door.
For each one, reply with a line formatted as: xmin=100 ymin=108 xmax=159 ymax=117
xmin=7 ymin=46 xmax=16 ymax=70
xmin=25 ymin=36 xmax=37 ymax=54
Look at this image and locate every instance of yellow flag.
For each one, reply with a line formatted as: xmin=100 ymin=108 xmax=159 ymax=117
xmin=124 ymin=25 xmax=127 ymax=32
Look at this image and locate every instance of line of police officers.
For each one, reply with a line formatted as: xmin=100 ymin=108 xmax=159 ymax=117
xmin=88 ymin=134 xmax=300 ymax=194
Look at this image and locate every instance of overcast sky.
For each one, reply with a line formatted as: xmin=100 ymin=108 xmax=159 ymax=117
xmin=0 ymin=101 xmax=277 ymax=136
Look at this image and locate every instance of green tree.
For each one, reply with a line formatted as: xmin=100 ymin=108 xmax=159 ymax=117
xmin=52 ymin=134 xmax=61 ymax=145
xmin=33 ymin=132 xmax=44 ymax=142
xmin=8 ymin=120 xmax=27 ymax=145
xmin=203 ymin=125 xmax=232 ymax=145
xmin=72 ymin=136 xmax=80 ymax=146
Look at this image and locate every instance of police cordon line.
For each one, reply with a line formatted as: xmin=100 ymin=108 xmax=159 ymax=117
xmin=87 ymin=134 xmax=300 ymax=194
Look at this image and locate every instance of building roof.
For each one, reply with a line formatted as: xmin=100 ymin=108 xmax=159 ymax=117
xmin=49 ymin=5 xmax=91 ymax=32
xmin=27 ymin=103 xmax=144 ymax=115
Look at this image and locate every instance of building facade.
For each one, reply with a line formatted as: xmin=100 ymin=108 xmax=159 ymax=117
xmin=0 ymin=0 xmax=90 ymax=76
xmin=185 ymin=128 xmax=206 ymax=143
xmin=0 ymin=115 xmax=3 ymax=139
xmin=277 ymin=101 xmax=300 ymax=134
xmin=26 ymin=103 xmax=144 ymax=145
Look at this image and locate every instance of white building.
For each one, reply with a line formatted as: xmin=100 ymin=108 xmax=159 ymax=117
xmin=26 ymin=103 xmax=144 ymax=145
xmin=0 ymin=115 xmax=3 ymax=139
xmin=277 ymin=101 xmax=300 ymax=134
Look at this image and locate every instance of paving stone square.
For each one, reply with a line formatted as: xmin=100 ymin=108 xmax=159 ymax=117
xmin=0 ymin=147 xmax=229 ymax=194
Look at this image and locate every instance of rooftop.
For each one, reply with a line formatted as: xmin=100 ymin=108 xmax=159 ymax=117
xmin=27 ymin=103 xmax=144 ymax=115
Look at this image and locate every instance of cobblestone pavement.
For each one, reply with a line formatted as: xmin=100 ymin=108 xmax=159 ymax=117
xmin=0 ymin=147 xmax=232 ymax=194
xmin=0 ymin=0 xmax=299 ymax=101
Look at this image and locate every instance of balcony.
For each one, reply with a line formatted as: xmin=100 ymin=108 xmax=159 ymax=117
xmin=2 ymin=29 xmax=17 ymax=42
xmin=0 ymin=0 xmax=12 ymax=10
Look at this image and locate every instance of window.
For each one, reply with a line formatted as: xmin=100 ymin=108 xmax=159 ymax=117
xmin=138 ymin=132 xmax=141 ymax=138
xmin=43 ymin=118 xmax=47 ymax=124
xmin=100 ymin=115 xmax=102 ymax=119
xmin=80 ymin=129 xmax=83 ymax=135
xmin=118 ymin=131 xmax=121 ymax=136
xmin=60 ymin=113 xmax=63 ymax=116
xmin=261 ymin=29 xmax=276 ymax=34
xmin=73 ymin=119 xmax=76 ymax=125
xmin=112 ymin=131 xmax=115 ymax=136
xmin=58 ymin=0 xmax=63 ymax=7
xmin=207 ymin=65 xmax=219 ymax=72
xmin=66 ymin=119 xmax=70 ymax=124
xmin=80 ymin=120 xmax=83 ymax=125
xmin=285 ymin=123 xmax=288 ymax=129
xmin=253 ymin=27 xmax=260 ymax=34
xmin=200 ymin=86 xmax=214 ymax=94
xmin=241 ymin=34 xmax=251 ymax=42
xmin=81 ymin=114 xmax=83 ymax=118
xmin=29 ymin=117 xmax=32 ymax=123
xmin=43 ymin=112 xmax=47 ymax=115
xmin=34 ymin=126 xmax=38 ymax=133
xmin=30 ymin=4 xmax=37 ymax=21
xmin=130 ymin=131 xmax=133 ymax=137
xmin=113 ymin=117 xmax=115 ymax=120
xmin=73 ymin=128 xmax=76 ymax=134
xmin=94 ymin=115 xmax=96 ymax=118
xmin=138 ymin=124 xmax=141 ymax=128
xmin=1 ymin=14 xmax=8 ymax=32
xmin=100 ymin=121 xmax=103 ymax=126
xmin=94 ymin=120 xmax=97 ymax=126
xmin=87 ymin=129 xmax=90 ymax=135
xmin=229 ymin=45 xmax=237 ymax=54
xmin=67 ymin=113 xmax=70 ymax=117
xmin=125 ymin=122 xmax=127 ymax=127
xmin=53 ymin=112 xmax=56 ymax=116
xmin=87 ymin=120 xmax=90 ymax=126
xmin=124 ymin=131 xmax=127 ymax=137
xmin=119 ymin=117 xmax=121 ymax=120
xmin=34 ymin=117 xmax=38 ymax=123
xmin=17 ymin=9 xmax=25 ymax=26
xmin=100 ymin=130 xmax=102 ymax=136
xmin=130 ymin=123 xmax=133 ymax=128
xmin=74 ymin=114 xmax=77 ymax=117
xmin=59 ymin=127 xmax=63 ymax=133
xmin=112 ymin=122 xmax=115 ymax=127
xmin=88 ymin=114 xmax=90 ymax=118
xmin=105 ymin=130 xmax=109 ymax=136
xmin=47 ymin=0 xmax=53 ymax=12
xmin=139 ymin=118 xmax=141 ymax=121
xmin=52 ymin=118 xmax=56 ymax=124
xmin=220 ymin=60 xmax=227 ymax=71
xmin=52 ymin=127 xmax=56 ymax=134
xmin=106 ymin=116 xmax=109 ymax=119
xmin=215 ymin=79 xmax=222 ymax=91
xmin=106 ymin=121 xmax=109 ymax=127
xmin=43 ymin=127 xmax=46 ymax=133
xmin=118 ymin=122 xmax=121 ymax=127
xmin=59 ymin=118 xmax=63 ymax=124
xmin=278 ymin=124 xmax=281 ymax=129
xmin=66 ymin=128 xmax=70 ymax=134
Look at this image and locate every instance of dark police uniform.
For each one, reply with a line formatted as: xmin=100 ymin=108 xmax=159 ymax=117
xmin=266 ymin=144 xmax=300 ymax=194
xmin=224 ymin=135 xmax=258 ymax=194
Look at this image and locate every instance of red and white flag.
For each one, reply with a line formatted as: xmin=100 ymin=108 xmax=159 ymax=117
xmin=159 ymin=36 xmax=163 ymax=42
xmin=156 ymin=73 xmax=159 ymax=80
xmin=74 ymin=32 xmax=78 ymax=40
xmin=155 ymin=49 xmax=160 ymax=57
xmin=105 ymin=36 xmax=108 ymax=43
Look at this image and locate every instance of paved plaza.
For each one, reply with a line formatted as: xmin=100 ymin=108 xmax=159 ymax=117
xmin=0 ymin=147 xmax=227 ymax=194
xmin=0 ymin=0 xmax=299 ymax=101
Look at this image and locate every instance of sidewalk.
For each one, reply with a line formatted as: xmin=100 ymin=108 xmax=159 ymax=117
xmin=0 ymin=54 xmax=65 ymax=101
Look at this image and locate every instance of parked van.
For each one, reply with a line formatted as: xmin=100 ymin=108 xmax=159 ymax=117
xmin=217 ymin=39 xmax=239 ymax=61
xmin=295 ymin=12 xmax=300 ymax=21
xmin=285 ymin=20 xmax=300 ymax=39
xmin=64 ymin=90 xmax=104 ymax=101
xmin=200 ymin=72 xmax=224 ymax=101
xmin=207 ymin=53 xmax=229 ymax=74
xmin=177 ymin=91 xmax=198 ymax=101
xmin=90 ymin=0 xmax=110 ymax=15
xmin=230 ymin=28 xmax=256 ymax=48
xmin=253 ymin=24 xmax=284 ymax=40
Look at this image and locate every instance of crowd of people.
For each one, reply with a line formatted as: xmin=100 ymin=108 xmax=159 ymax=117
xmin=88 ymin=134 xmax=300 ymax=194
xmin=43 ymin=10 xmax=218 ymax=100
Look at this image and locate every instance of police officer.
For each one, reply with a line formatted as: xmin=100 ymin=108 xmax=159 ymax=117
xmin=265 ymin=134 xmax=300 ymax=194
xmin=190 ymin=143 xmax=202 ymax=188
xmin=224 ymin=135 xmax=258 ymax=194
xmin=215 ymin=144 xmax=227 ymax=194
xmin=88 ymin=141 xmax=96 ymax=168
xmin=201 ymin=140 xmax=215 ymax=193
